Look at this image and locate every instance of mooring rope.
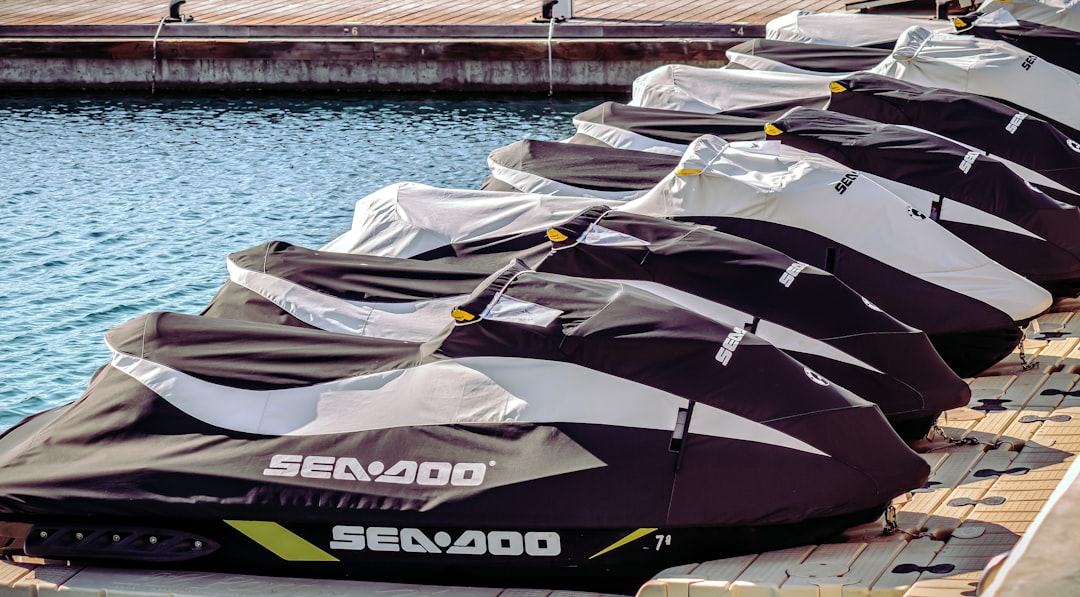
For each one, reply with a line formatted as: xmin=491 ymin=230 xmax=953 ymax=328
xmin=151 ymin=16 xmax=168 ymax=94
xmin=547 ymin=17 xmax=556 ymax=97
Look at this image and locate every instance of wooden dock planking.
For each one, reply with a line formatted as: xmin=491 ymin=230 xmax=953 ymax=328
xmin=0 ymin=0 xmax=850 ymax=28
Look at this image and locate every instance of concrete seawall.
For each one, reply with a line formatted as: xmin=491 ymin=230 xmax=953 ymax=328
xmin=0 ymin=24 xmax=757 ymax=93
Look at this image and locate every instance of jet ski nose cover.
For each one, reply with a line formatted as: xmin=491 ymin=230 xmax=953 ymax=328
xmin=0 ymin=266 xmax=928 ymax=531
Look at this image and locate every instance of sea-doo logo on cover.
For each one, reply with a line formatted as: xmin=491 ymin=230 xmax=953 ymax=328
xmin=1069 ymin=139 xmax=1080 ymax=153
xmin=779 ymin=262 xmax=808 ymax=288
xmin=907 ymin=206 xmax=927 ymax=220
xmin=834 ymin=172 xmax=858 ymax=195
xmin=1006 ymin=112 xmax=1027 ymax=134
xmin=330 ymin=526 xmax=562 ymax=557
xmin=1021 ymin=55 xmax=1037 ymax=70
xmin=804 ymin=368 xmax=830 ymax=386
xmin=715 ymin=328 xmax=747 ymax=366
xmin=959 ymin=151 xmax=979 ymax=174
xmin=263 ymin=455 xmax=487 ymax=486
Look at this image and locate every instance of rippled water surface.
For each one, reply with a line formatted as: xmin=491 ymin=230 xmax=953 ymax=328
xmin=0 ymin=94 xmax=606 ymax=430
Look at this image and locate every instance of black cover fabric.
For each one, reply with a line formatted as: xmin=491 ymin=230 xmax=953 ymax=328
xmin=718 ymin=96 xmax=831 ymax=120
xmin=461 ymin=208 xmax=970 ymax=422
xmin=661 ymin=216 xmax=1025 ymax=377
xmin=767 ymin=106 xmax=1080 ymax=287
xmin=0 ymin=265 xmax=929 ymax=582
xmin=486 ymin=139 xmax=679 ymax=192
xmin=574 ymin=102 xmax=769 ymax=145
xmin=727 ymin=38 xmax=888 ymax=73
xmin=470 ymin=140 xmax=1029 ymax=374
xmin=955 ymin=13 xmax=1080 ymax=74
xmin=486 ymin=139 xmax=669 ymax=191
xmin=206 ymin=228 xmax=969 ymax=427
xmin=827 ymin=72 xmax=1080 ymax=178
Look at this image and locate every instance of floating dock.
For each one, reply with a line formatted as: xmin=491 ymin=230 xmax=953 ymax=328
xmin=0 ymin=0 xmax=876 ymax=92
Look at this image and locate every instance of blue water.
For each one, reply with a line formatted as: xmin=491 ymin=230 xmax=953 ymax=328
xmin=0 ymin=94 xmax=608 ymax=431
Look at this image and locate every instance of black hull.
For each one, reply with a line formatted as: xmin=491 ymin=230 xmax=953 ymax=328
xmin=4 ymin=506 xmax=886 ymax=593
xmin=930 ymin=326 xmax=1026 ymax=378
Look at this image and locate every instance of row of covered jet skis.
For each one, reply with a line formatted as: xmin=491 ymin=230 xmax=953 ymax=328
xmin=3 ymin=0 xmax=1080 ymax=591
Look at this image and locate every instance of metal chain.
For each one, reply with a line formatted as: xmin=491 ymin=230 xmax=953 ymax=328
xmin=882 ymin=504 xmax=898 ymax=535
xmin=922 ymin=425 xmax=999 ymax=452
xmin=1017 ymin=340 xmax=1039 ymax=372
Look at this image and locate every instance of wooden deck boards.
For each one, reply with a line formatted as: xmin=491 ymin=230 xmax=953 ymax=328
xmin=0 ymin=0 xmax=852 ymax=28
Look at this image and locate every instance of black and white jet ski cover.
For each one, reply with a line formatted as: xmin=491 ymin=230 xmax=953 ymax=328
xmin=629 ymin=66 xmax=832 ymax=114
xmin=325 ymin=162 xmax=1052 ymax=377
xmin=751 ymin=12 xmax=1080 ymax=77
xmin=724 ymin=26 xmax=1080 ymax=136
xmin=765 ymin=10 xmax=954 ymax=48
xmin=951 ymin=10 xmax=1080 ymax=75
xmin=826 ymin=72 xmax=1080 ymax=202
xmin=726 ymin=38 xmax=888 ymax=74
xmin=766 ymin=8 xmax=1080 ymax=74
xmin=0 ymin=262 xmax=930 ymax=591
xmin=979 ymin=0 xmax=1080 ymax=32
xmin=571 ymin=101 xmax=768 ymax=155
xmin=214 ymin=231 xmax=970 ymax=437
xmin=765 ymin=107 xmax=1080 ymax=292
xmin=577 ymin=91 xmax=1080 ymax=206
xmin=619 ymin=139 xmax=1053 ymax=373
xmin=484 ymin=139 xmax=680 ymax=199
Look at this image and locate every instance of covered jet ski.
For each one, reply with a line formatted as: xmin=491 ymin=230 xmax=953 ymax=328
xmin=826 ymin=72 xmax=1080 ymax=202
xmin=570 ymin=94 xmax=1080 ymax=209
xmin=765 ymin=106 xmax=1080 ymax=293
xmin=571 ymin=101 xmax=768 ymax=155
xmin=726 ymin=38 xmax=888 ymax=74
xmin=767 ymin=8 xmax=1080 ymax=75
xmin=618 ymin=138 xmax=1053 ymax=374
xmin=333 ymin=151 xmax=1054 ymax=377
xmin=629 ymin=66 xmax=832 ymax=114
xmin=0 ymin=262 xmax=930 ymax=591
xmin=215 ymin=227 xmax=970 ymax=438
xmin=482 ymin=139 xmax=679 ymax=199
xmin=765 ymin=9 xmax=954 ymax=48
xmin=724 ymin=26 xmax=1080 ymax=136
xmin=951 ymin=10 xmax=1080 ymax=75
xmin=979 ymin=0 xmax=1080 ymax=32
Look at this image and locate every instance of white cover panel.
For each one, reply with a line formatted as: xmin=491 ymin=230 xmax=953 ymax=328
xmin=109 ymin=348 xmax=830 ymax=456
xmin=974 ymin=8 xmax=1024 ymax=27
xmin=766 ymin=10 xmax=952 ymax=47
xmin=572 ymin=116 xmax=689 ymax=156
xmin=856 ymin=173 xmax=1046 ymax=240
xmin=629 ymin=65 xmax=832 ymax=114
xmin=620 ymin=136 xmax=1053 ymax=322
xmin=871 ymin=27 xmax=1080 ymax=134
xmin=726 ymin=27 xmax=1080 ymax=133
xmin=579 ymin=223 xmax=651 ymax=247
xmin=482 ymin=294 xmax=563 ymax=328
xmin=487 ymin=155 xmax=648 ymax=200
xmin=227 ymin=257 xmax=461 ymax=341
xmin=980 ymin=0 xmax=1080 ymax=32
xmin=320 ymin=182 xmax=603 ymax=257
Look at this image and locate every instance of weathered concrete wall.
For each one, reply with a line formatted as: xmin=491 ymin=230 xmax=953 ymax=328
xmin=0 ymin=37 xmax=737 ymax=93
